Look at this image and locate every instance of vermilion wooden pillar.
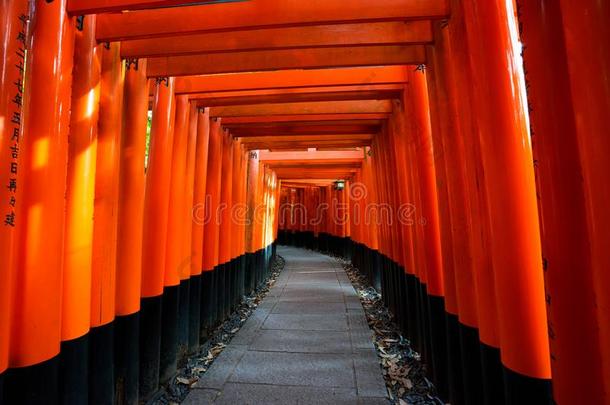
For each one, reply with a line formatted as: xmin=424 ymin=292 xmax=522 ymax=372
xmin=245 ymin=150 xmax=260 ymax=294
xmin=556 ymin=0 xmax=610 ymax=399
xmin=265 ymin=170 xmax=276 ymax=266
xmin=339 ymin=181 xmax=349 ymax=254
xmin=380 ymin=125 xmax=402 ymax=330
xmin=159 ymin=94 xmax=189 ymax=384
xmin=231 ymin=141 xmax=245 ymax=304
xmin=387 ymin=115 xmax=414 ymax=285
xmin=217 ymin=130 xmax=234 ymax=321
xmin=372 ymin=138 xmax=387 ymax=264
xmin=425 ymin=32 xmax=472 ymax=405
xmin=175 ymin=101 xmax=195 ymax=363
xmin=391 ymin=87 xmax=446 ymax=398
xmin=518 ymin=1 xmax=607 ymax=403
xmin=140 ymin=76 xmax=175 ymax=400
xmin=461 ymin=1 xmax=552 ymax=402
xmin=183 ymin=102 xmax=198 ymax=271
xmin=191 ymin=108 xmax=210 ymax=278
xmin=90 ymin=41 xmax=123 ymax=404
xmin=189 ymin=109 xmax=210 ymax=340
xmin=261 ymin=167 xmax=271 ymax=268
xmin=362 ymin=147 xmax=379 ymax=290
xmin=373 ymin=128 xmax=391 ymax=309
xmin=60 ymin=15 xmax=100 ymax=404
xmin=406 ymin=70 xmax=444 ymax=305
xmin=0 ymin=0 xmax=28 ymax=395
xmin=201 ymin=118 xmax=223 ymax=334
xmin=257 ymin=166 xmax=267 ymax=271
xmin=5 ymin=0 xmax=74 ymax=403
xmin=164 ymin=95 xmax=189 ymax=289
xmin=373 ymin=133 xmax=391 ymax=285
xmin=259 ymin=163 xmax=268 ymax=276
xmin=259 ymin=165 xmax=269 ymax=276
xmin=441 ymin=4 xmax=504 ymax=402
xmin=400 ymin=89 xmax=429 ymax=359
xmin=389 ymin=106 xmax=421 ymax=349
xmin=237 ymin=144 xmax=248 ymax=300
xmin=424 ymin=34 xmax=487 ymax=404
xmin=184 ymin=104 xmax=200 ymax=354
xmin=271 ymin=173 xmax=278 ymax=246
xmin=115 ymin=57 xmax=148 ymax=405
xmin=230 ymin=140 xmax=243 ymax=309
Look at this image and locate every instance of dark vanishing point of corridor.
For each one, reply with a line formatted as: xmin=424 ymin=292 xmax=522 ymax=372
xmin=183 ymin=246 xmax=388 ymax=404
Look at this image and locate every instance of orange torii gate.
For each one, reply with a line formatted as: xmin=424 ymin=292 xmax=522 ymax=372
xmin=0 ymin=0 xmax=609 ymax=404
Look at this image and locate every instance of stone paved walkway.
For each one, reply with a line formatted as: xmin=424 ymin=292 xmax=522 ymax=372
xmin=183 ymin=246 xmax=388 ymax=404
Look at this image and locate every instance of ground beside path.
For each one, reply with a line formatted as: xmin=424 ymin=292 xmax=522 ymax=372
xmin=182 ymin=245 xmax=388 ymax=404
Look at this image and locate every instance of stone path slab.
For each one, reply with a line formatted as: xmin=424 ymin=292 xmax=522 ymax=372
xmin=183 ymin=246 xmax=388 ymax=404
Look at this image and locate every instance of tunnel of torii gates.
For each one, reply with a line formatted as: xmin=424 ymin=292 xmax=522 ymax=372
xmin=0 ymin=0 xmax=608 ymax=404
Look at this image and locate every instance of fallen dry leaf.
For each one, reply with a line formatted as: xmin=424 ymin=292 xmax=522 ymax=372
xmin=176 ymin=376 xmax=197 ymax=386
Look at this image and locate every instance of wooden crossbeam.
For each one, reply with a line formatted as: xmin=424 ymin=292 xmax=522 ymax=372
xmin=221 ymin=114 xmax=389 ymax=125
xmin=174 ymin=67 xmax=408 ymax=94
xmin=95 ymin=0 xmax=449 ymax=41
xmin=274 ymin=168 xmax=359 ymax=178
xmin=241 ymin=133 xmax=372 ymax=150
xmin=258 ymin=149 xmax=364 ymax=161
xmin=209 ymin=100 xmax=393 ymax=117
xmin=68 ymin=0 xmax=246 ymax=14
xmin=190 ymin=85 xmax=402 ymax=107
xmin=265 ymin=161 xmax=362 ymax=169
xmin=239 ymin=134 xmax=372 ymax=144
xmin=121 ymin=21 xmax=432 ymax=58
xmin=146 ymin=45 xmax=425 ymax=77
xmin=230 ymin=124 xmax=379 ymax=137
xmin=224 ymin=120 xmax=384 ymax=130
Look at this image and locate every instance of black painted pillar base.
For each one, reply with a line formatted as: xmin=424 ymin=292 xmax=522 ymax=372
xmin=239 ymin=254 xmax=247 ymax=303
xmin=398 ymin=271 xmax=409 ymax=334
xmin=252 ymin=251 xmax=259 ymax=291
xmin=372 ymin=250 xmax=382 ymax=292
xmin=265 ymin=244 xmax=272 ymax=275
xmin=419 ymin=283 xmax=432 ymax=366
xmin=413 ymin=279 xmax=425 ymax=355
xmin=139 ymin=295 xmax=162 ymax=401
xmin=394 ymin=264 xmax=403 ymax=323
xmin=160 ymin=285 xmax=179 ymax=385
xmin=256 ymin=249 xmax=264 ymax=290
xmin=503 ymin=367 xmax=552 ymax=405
xmin=230 ymin=257 xmax=238 ymax=312
xmin=59 ymin=333 xmax=89 ymax=405
xmin=89 ymin=322 xmax=115 ymax=405
xmin=200 ymin=270 xmax=216 ymax=340
xmin=445 ymin=313 xmax=465 ymax=405
xmin=380 ymin=255 xmax=388 ymax=307
xmin=188 ymin=275 xmax=201 ymax=354
xmin=177 ymin=279 xmax=190 ymax=365
xmin=225 ymin=260 xmax=233 ymax=315
xmin=480 ymin=343 xmax=505 ymax=405
xmin=405 ymin=274 xmax=418 ymax=346
xmin=459 ymin=323 xmax=484 ymax=405
xmin=428 ymin=295 xmax=449 ymax=401
xmin=216 ymin=263 xmax=226 ymax=324
xmin=224 ymin=261 xmax=232 ymax=320
xmin=114 ymin=312 xmax=139 ymax=405
xmin=245 ymin=253 xmax=254 ymax=296
xmin=3 ymin=355 xmax=60 ymax=405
